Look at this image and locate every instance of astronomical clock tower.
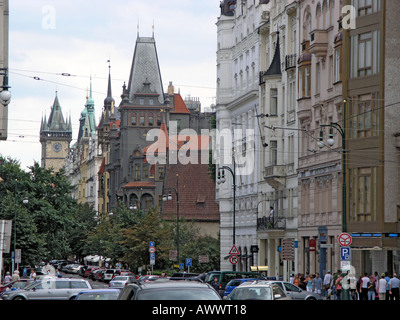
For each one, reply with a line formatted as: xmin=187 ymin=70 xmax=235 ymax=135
xmin=40 ymin=93 xmax=72 ymax=172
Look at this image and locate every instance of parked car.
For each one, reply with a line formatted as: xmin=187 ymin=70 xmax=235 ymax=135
xmin=0 ymin=279 xmax=34 ymax=293
xmin=89 ymin=268 xmax=105 ymax=281
xmin=109 ymin=276 xmax=137 ymax=289
xmin=120 ymin=271 xmax=138 ymax=279
xmin=74 ymin=289 xmax=120 ymax=300
xmin=138 ymin=275 xmax=160 ymax=283
xmin=204 ymin=271 xmax=265 ymax=296
xmin=66 ymin=264 xmax=82 ymax=274
xmin=118 ymin=281 xmax=222 ymax=300
xmin=0 ymin=278 xmax=92 ymax=300
xmin=223 ymin=278 xmax=260 ymax=298
xmin=84 ymin=266 xmax=100 ymax=278
xmin=265 ymin=280 xmax=324 ymax=300
xmin=227 ymin=281 xmax=291 ymax=300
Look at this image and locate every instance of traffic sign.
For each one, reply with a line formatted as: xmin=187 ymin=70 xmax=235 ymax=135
xmin=186 ymin=258 xmax=192 ymax=267
xmin=150 ymin=252 xmax=155 ymax=260
xmin=229 ymin=255 xmax=239 ymax=265
xmin=340 ymin=247 xmax=351 ymax=261
xmin=149 ymin=241 xmax=155 ymax=247
xmin=338 ymin=233 xmax=352 ymax=247
xmin=179 ymin=263 xmax=184 ymax=270
xmin=229 ymin=245 xmax=240 ymax=255
xmin=149 ymin=247 xmax=156 ymax=253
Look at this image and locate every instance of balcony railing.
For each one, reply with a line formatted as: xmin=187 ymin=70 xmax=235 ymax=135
xmin=257 ymin=216 xmax=286 ymax=231
xmin=285 ymin=54 xmax=297 ymax=70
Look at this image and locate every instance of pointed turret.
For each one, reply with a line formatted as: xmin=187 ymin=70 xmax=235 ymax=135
xmin=265 ymin=31 xmax=282 ymax=76
xmin=126 ymin=36 xmax=164 ymax=104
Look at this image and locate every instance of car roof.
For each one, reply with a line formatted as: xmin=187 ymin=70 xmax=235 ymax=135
xmin=130 ymin=280 xmax=213 ymax=289
xmin=78 ymin=289 xmax=120 ymax=294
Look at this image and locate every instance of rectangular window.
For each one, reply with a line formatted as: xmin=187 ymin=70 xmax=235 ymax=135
xmin=140 ymin=116 xmax=145 ymax=126
xmin=305 ymin=67 xmax=310 ymax=97
xmin=350 ymin=31 xmax=380 ymax=78
xmin=335 ymin=48 xmax=341 ymax=82
xmin=316 ymin=62 xmax=320 ymax=94
xmin=350 ymin=93 xmax=380 ymax=139
xmin=352 ymin=0 xmax=381 ymax=16
xmin=148 ymin=115 xmax=154 ymax=126
xmin=135 ymin=163 xmax=141 ymax=180
xmin=157 ymin=115 xmax=162 ymax=126
xmin=298 ymin=69 xmax=303 ymax=98
xmin=329 ymin=55 xmax=334 ymax=88
xmin=131 ymin=114 xmax=137 ymax=126
xmin=270 ymin=88 xmax=278 ymax=115
xmin=270 ymin=140 xmax=278 ymax=166
xmin=158 ymin=166 xmax=165 ymax=180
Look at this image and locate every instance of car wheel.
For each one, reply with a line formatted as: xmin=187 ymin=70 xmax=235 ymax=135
xmin=306 ymin=297 xmax=317 ymax=300
xmin=69 ymin=296 xmax=76 ymax=300
xmin=12 ymin=296 xmax=26 ymax=301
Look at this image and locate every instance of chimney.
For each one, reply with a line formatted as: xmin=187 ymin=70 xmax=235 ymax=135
xmin=168 ymin=81 xmax=175 ymax=95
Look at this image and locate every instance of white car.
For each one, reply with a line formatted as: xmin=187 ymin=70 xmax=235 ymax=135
xmin=109 ymin=276 xmax=137 ymax=289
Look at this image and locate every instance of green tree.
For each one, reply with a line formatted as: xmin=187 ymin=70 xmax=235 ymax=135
xmin=120 ymin=209 xmax=173 ymax=270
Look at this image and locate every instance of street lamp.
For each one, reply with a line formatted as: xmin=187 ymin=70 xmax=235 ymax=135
xmin=163 ymin=174 xmax=180 ymax=265
xmin=0 ymin=68 xmax=11 ymax=106
xmin=217 ymin=165 xmax=237 ymax=270
xmin=318 ymin=121 xmax=347 ymax=233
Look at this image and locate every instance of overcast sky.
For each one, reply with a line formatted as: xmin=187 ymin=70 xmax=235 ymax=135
xmin=1 ymin=0 xmax=219 ymax=171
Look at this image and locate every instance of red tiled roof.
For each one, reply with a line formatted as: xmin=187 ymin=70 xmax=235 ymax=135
xmin=98 ymin=157 xmax=106 ymax=174
xmin=163 ymin=162 xmax=219 ymax=221
xmin=171 ymin=94 xmax=190 ymax=114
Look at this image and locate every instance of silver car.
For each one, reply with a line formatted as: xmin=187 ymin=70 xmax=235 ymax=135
xmin=265 ymin=280 xmax=324 ymax=300
xmin=109 ymin=276 xmax=137 ymax=289
xmin=0 ymin=278 xmax=92 ymax=300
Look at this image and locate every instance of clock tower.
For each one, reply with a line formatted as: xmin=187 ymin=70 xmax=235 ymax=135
xmin=40 ymin=93 xmax=72 ymax=172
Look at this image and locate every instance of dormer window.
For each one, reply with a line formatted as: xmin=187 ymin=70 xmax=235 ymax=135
xmin=140 ymin=98 xmax=145 ymax=105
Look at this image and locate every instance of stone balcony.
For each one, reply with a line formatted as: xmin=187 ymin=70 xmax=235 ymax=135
xmin=264 ymin=165 xmax=286 ymax=189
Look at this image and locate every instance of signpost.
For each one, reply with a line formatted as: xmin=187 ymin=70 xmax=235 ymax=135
xmin=186 ymin=258 xmax=192 ymax=272
xmin=338 ymin=233 xmax=352 ymax=300
xmin=229 ymin=245 xmax=240 ymax=265
xmin=338 ymin=233 xmax=352 ymax=247
xmin=149 ymin=241 xmax=155 ymax=272
xmin=281 ymin=238 xmax=295 ymax=261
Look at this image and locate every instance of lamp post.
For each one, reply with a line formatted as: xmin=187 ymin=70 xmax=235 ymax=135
xmin=12 ymin=179 xmax=28 ymax=274
xmin=163 ymin=174 xmax=180 ymax=265
xmin=318 ymin=121 xmax=347 ymax=232
xmin=217 ymin=165 xmax=237 ymax=271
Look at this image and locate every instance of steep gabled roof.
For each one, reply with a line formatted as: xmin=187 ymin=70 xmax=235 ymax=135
xmin=40 ymin=93 xmax=72 ymax=134
xmin=171 ymin=93 xmax=190 ymax=114
xmin=127 ymin=36 xmax=164 ymax=104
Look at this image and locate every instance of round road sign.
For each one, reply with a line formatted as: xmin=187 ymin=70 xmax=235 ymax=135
xmin=338 ymin=233 xmax=352 ymax=247
xmin=229 ymin=255 xmax=239 ymax=265
xmin=149 ymin=246 xmax=156 ymax=253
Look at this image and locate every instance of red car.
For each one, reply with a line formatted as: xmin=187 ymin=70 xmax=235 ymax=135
xmin=84 ymin=266 xmax=100 ymax=278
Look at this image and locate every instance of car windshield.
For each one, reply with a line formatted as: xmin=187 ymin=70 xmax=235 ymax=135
xmin=137 ymin=288 xmax=221 ymax=300
xmin=112 ymin=276 xmax=127 ymax=281
xmin=229 ymin=287 xmax=272 ymax=300
xmin=23 ymin=280 xmax=44 ymax=290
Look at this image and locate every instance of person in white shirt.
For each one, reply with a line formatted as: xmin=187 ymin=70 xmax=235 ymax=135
xmin=360 ymin=273 xmax=369 ymax=300
xmin=323 ymin=270 xmax=333 ymax=297
xmin=377 ymin=273 xmax=387 ymax=300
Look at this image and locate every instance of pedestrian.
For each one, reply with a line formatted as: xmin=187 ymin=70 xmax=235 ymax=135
xmin=289 ymin=274 xmax=294 ymax=284
xmin=367 ymin=276 xmax=376 ymax=300
xmin=360 ymin=273 xmax=369 ymax=300
xmin=306 ymin=275 xmax=313 ymax=293
xmin=293 ymin=274 xmax=300 ymax=287
xmin=323 ymin=270 xmax=333 ymax=297
xmin=335 ymin=274 xmax=343 ymax=300
xmin=211 ymin=276 xmax=219 ymax=292
xmin=29 ymin=269 xmax=36 ymax=280
xmin=313 ymin=273 xmax=323 ymax=295
xmin=384 ymin=272 xmax=391 ymax=300
xmin=11 ymin=270 xmax=20 ymax=282
xmin=299 ymin=273 xmax=306 ymax=290
xmin=388 ymin=273 xmax=400 ymax=300
xmin=4 ymin=271 xmax=12 ymax=284
xmin=377 ymin=273 xmax=387 ymax=300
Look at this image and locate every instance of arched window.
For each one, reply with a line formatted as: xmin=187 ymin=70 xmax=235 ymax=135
xmin=316 ymin=2 xmax=322 ymax=29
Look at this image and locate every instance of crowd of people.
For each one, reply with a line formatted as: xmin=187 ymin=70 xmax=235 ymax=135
xmin=289 ymin=270 xmax=400 ymax=300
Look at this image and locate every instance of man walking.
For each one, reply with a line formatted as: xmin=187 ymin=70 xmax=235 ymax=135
xmin=323 ymin=270 xmax=333 ymax=298
xmin=313 ymin=273 xmax=323 ymax=295
xmin=388 ymin=273 xmax=400 ymax=300
xmin=360 ymin=273 xmax=369 ymax=300
xmin=377 ymin=273 xmax=387 ymax=300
